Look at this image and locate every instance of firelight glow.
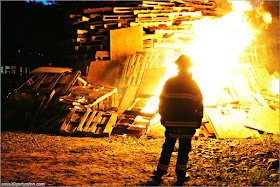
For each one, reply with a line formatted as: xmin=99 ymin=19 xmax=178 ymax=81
xmin=272 ymin=78 xmax=279 ymax=95
xmin=140 ymin=1 xmax=273 ymax=126
xmin=184 ymin=1 xmax=272 ymax=105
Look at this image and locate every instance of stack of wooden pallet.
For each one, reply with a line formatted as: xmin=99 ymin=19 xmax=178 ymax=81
xmin=193 ymin=61 xmax=279 ymax=139
xmin=59 ymin=84 xmax=119 ymax=137
xmin=70 ymin=1 xmax=229 ymax=59
xmin=67 ymin=1 xmax=279 ymax=139
xmin=112 ymin=48 xmax=174 ymax=136
xmin=131 ymin=1 xmax=225 ymax=49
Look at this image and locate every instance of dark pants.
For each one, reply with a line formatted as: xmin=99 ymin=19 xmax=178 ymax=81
xmin=157 ymin=131 xmax=192 ymax=176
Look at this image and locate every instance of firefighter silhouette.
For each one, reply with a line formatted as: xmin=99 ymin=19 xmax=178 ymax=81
xmin=153 ymin=54 xmax=204 ymax=185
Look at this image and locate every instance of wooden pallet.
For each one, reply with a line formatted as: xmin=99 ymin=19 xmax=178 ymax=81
xmin=113 ymin=95 xmax=158 ymax=137
xmin=204 ymin=108 xmax=260 ymax=139
xmin=59 ymin=84 xmax=119 ymax=137
xmin=136 ymin=11 xmax=202 ymax=21
xmin=240 ymin=62 xmax=274 ymax=93
xmin=136 ymin=16 xmax=170 ymax=22
xmin=119 ymin=50 xmax=173 ymax=88
xmin=84 ymin=7 xmax=113 ymax=14
xmin=244 ymin=104 xmax=279 ymax=134
xmin=141 ymin=1 xmax=175 ymax=7
xmin=130 ymin=20 xmax=173 ymax=28
xmin=60 ymin=109 xmax=118 ymax=137
xmin=113 ymin=7 xmax=149 ymax=14
xmin=103 ymin=15 xmax=135 ymax=22
xmin=133 ymin=7 xmax=195 ymax=15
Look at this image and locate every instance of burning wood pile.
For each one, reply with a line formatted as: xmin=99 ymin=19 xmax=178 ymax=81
xmin=70 ymin=1 xmax=229 ymax=59
xmin=3 ymin=1 xmax=279 ymax=139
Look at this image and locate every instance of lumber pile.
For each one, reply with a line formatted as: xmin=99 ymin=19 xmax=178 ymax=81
xmin=5 ymin=2 xmax=277 ymax=139
xmin=59 ymin=84 xmax=119 ymax=137
xmin=192 ymin=62 xmax=279 ymax=139
xmin=112 ymin=49 xmax=173 ymax=136
xmin=70 ymin=1 xmax=229 ymax=60
xmin=2 ymin=66 xmax=122 ymax=137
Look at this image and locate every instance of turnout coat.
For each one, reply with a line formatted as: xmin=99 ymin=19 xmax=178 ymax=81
xmin=159 ymin=71 xmax=203 ymax=138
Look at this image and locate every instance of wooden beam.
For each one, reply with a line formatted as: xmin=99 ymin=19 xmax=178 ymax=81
xmin=76 ymin=109 xmax=92 ymax=132
xmin=60 ymin=107 xmax=76 ymax=132
xmin=88 ymin=112 xmax=104 ymax=133
xmin=102 ymin=113 xmax=118 ymax=136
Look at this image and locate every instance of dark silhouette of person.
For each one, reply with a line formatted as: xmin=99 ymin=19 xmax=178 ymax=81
xmin=153 ymin=54 xmax=203 ymax=185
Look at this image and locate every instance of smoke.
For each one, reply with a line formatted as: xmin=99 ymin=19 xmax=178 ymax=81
xmin=245 ymin=1 xmax=279 ymax=73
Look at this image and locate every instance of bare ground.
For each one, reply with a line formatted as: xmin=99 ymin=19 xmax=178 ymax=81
xmin=1 ymin=131 xmax=279 ymax=186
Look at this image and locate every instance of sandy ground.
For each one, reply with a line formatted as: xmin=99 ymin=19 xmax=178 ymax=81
xmin=1 ymin=131 xmax=279 ymax=186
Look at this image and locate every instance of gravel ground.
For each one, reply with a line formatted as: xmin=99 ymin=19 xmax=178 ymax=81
xmin=1 ymin=131 xmax=279 ymax=186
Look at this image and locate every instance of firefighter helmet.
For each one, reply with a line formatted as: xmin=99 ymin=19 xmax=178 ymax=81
xmin=175 ymin=55 xmax=193 ymax=69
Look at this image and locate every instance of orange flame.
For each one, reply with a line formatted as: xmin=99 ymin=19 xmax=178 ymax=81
xmin=183 ymin=1 xmax=272 ymax=105
xmin=142 ymin=1 xmax=273 ymax=119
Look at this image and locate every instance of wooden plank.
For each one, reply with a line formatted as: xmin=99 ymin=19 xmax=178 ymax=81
xmin=230 ymin=69 xmax=256 ymax=104
xmin=87 ymin=60 xmax=120 ymax=87
xmin=134 ymin=9 xmax=174 ymax=15
xmin=32 ymin=74 xmax=48 ymax=90
xmin=118 ymin=85 xmax=139 ymax=114
xmin=137 ymin=12 xmax=201 ymax=19
xmin=251 ymin=92 xmax=270 ymax=109
xmin=83 ymin=110 xmax=97 ymax=132
xmin=113 ymin=7 xmax=133 ymax=13
xmin=142 ymin=1 xmax=175 ymax=7
xmin=245 ymin=104 xmax=279 ymax=134
xmin=205 ymin=108 xmax=260 ymax=139
xmin=138 ymin=67 xmax=167 ymax=96
xmin=46 ymin=74 xmax=62 ymax=91
xmin=119 ymin=55 xmax=133 ymax=87
xmin=84 ymin=7 xmax=113 ymax=14
xmin=110 ymin=26 xmax=143 ymax=61
xmin=103 ymin=15 xmax=135 ymax=21
xmin=88 ymin=88 xmax=117 ymax=107
xmin=102 ymin=113 xmax=118 ymax=136
xmin=76 ymin=109 xmax=92 ymax=132
xmin=130 ymin=54 xmax=142 ymax=85
xmin=123 ymin=55 xmax=137 ymax=87
xmin=204 ymin=122 xmax=215 ymax=134
xmin=136 ymin=16 xmax=170 ymax=22
xmin=87 ymin=112 xmax=104 ymax=133
xmin=200 ymin=125 xmax=214 ymax=138
xmin=135 ymin=54 xmax=149 ymax=85
xmin=152 ymin=52 xmax=160 ymax=68
xmin=60 ymin=107 xmax=76 ymax=132
xmin=126 ymin=55 xmax=138 ymax=77
xmin=155 ymin=29 xmax=193 ymax=35
xmin=130 ymin=20 xmax=172 ymax=28
xmin=95 ymin=51 xmax=109 ymax=58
